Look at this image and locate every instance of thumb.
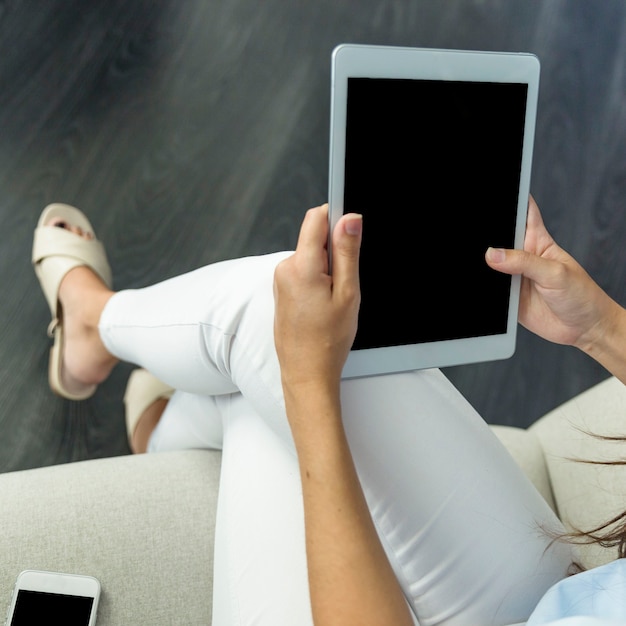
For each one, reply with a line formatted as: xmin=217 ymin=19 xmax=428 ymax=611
xmin=486 ymin=247 xmax=558 ymax=286
xmin=331 ymin=213 xmax=362 ymax=296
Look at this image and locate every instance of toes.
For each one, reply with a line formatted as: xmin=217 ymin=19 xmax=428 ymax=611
xmin=48 ymin=218 xmax=93 ymax=240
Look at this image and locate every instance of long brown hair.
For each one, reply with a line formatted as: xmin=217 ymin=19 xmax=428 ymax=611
xmin=559 ymin=431 xmax=626 ymax=561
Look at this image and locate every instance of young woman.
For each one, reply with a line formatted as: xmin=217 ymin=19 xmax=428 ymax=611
xmin=33 ymin=197 xmax=626 ymax=625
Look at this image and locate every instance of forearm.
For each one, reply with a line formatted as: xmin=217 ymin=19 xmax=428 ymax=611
xmin=578 ymin=296 xmax=626 ymax=386
xmin=272 ymin=206 xmax=403 ymax=623
xmin=283 ymin=383 xmax=413 ymax=626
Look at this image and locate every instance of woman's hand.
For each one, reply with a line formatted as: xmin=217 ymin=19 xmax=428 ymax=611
xmin=486 ymin=196 xmax=613 ymax=348
xmin=486 ymin=196 xmax=626 ymax=383
xmin=273 ymin=204 xmax=362 ymax=393
xmin=273 ymin=205 xmax=414 ymax=626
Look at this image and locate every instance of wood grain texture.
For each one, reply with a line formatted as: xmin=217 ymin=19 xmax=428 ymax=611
xmin=1 ymin=0 xmax=625 ymax=471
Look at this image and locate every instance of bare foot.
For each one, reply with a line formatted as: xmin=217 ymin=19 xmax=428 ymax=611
xmin=50 ymin=218 xmax=119 ymax=395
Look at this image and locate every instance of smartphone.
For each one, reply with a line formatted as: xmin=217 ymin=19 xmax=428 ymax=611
xmin=5 ymin=570 xmax=100 ymax=626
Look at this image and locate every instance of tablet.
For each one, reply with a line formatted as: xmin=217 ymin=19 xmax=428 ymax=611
xmin=328 ymin=44 xmax=540 ymax=378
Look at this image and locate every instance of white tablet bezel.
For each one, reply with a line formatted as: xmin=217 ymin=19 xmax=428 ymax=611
xmin=328 ymin=44 xmax=540 ymax=378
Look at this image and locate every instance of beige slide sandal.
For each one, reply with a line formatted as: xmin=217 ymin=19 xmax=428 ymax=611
xmin=124 ymin=368 xmax=174 ymax=447
xmin=32 ymin=203 xmax=113 ymax=400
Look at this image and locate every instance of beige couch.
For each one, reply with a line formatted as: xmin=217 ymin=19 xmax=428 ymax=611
xmin=1 ymin=376 xmax=625 ymax=625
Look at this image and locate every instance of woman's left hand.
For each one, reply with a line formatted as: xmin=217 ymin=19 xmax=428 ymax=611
xmin=273 ymin=206 xmax=414 ymax=626
xmin=273 ymin=204 xmax=362 ymax=393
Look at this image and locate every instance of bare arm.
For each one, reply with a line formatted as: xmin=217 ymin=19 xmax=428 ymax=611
xmin=486 ymin=196 xmax=626 ymax=385
xmin=274 ymin=206 xmax=413 ymax=626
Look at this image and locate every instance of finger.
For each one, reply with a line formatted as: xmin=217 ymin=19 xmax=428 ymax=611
xmin=295 ymin=204 xmax=330 ymax=277
xmin=331 ymin=213 xmax=362 ymax=299
xmin=485 ymin=247 xmax=563 ymax=287
xmin=523 ymin=195 xmax=555 ymax=254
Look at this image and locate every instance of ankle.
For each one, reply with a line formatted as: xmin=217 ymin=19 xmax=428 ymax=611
xmin=59 ymin=266 xmax=114 ymax=328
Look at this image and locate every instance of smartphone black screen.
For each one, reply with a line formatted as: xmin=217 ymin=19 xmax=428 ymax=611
xmin=10 ymin=590 xmax=94 ymax=625
xmin=344 ymin=77 xmax=528 ymax=350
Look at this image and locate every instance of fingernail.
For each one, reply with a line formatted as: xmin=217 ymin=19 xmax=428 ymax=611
xmin=344 ymin=214 xmax=363 ymax=236
xmin=486 ymin=247 xmax=506 ymax=263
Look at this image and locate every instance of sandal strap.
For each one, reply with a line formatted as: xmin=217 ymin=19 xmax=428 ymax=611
xmin=32 ymin=226 xmax=112 ymax=285
xmin=32 ymin=225 xmax=113 ymax=317
xmin=47 ymin=318 xmax=59 ymax=339
xmin=124 ymin=369 xmax=175 ymax=443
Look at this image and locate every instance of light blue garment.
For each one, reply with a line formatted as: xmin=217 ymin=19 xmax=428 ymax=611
xmin=526 ymin=559 xmax=626 ymax=625
xmin=528 ymin=617 xmax=624 ymax=626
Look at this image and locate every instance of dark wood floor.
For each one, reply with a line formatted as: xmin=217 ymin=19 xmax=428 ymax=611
xmin=1 ymin=0 xmax=626 ymax=472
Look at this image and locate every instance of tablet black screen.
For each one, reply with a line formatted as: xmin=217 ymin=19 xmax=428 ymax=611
xmin=344 ymin=78 xmax=528 ymax=350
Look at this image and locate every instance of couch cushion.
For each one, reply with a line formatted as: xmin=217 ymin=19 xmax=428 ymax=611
xmin=530 ymin=376 xmax=626 ymax=570
xmin=0 ymin=449 xmax=221 ymax=625
xmin=491 ymin=425 xmax=556 ymax=511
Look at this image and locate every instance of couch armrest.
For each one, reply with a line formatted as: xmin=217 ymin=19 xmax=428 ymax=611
xmin=0 ymin=449 xmax=221 ymax=626
xmin=491 ymin=425 xmax=556 ymax=511
xmin=530 ymin=376 xmax=626 ymax=569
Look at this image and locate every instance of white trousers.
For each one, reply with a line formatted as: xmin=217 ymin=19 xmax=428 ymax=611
xmin=99 ymin=251 xmax=574 ymax=626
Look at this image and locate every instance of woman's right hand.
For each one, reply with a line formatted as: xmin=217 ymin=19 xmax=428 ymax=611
xmin=486 ymin=196 xmax=618 ymax=350
xmin=486 ymin=196 xmax=626 ymax=383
